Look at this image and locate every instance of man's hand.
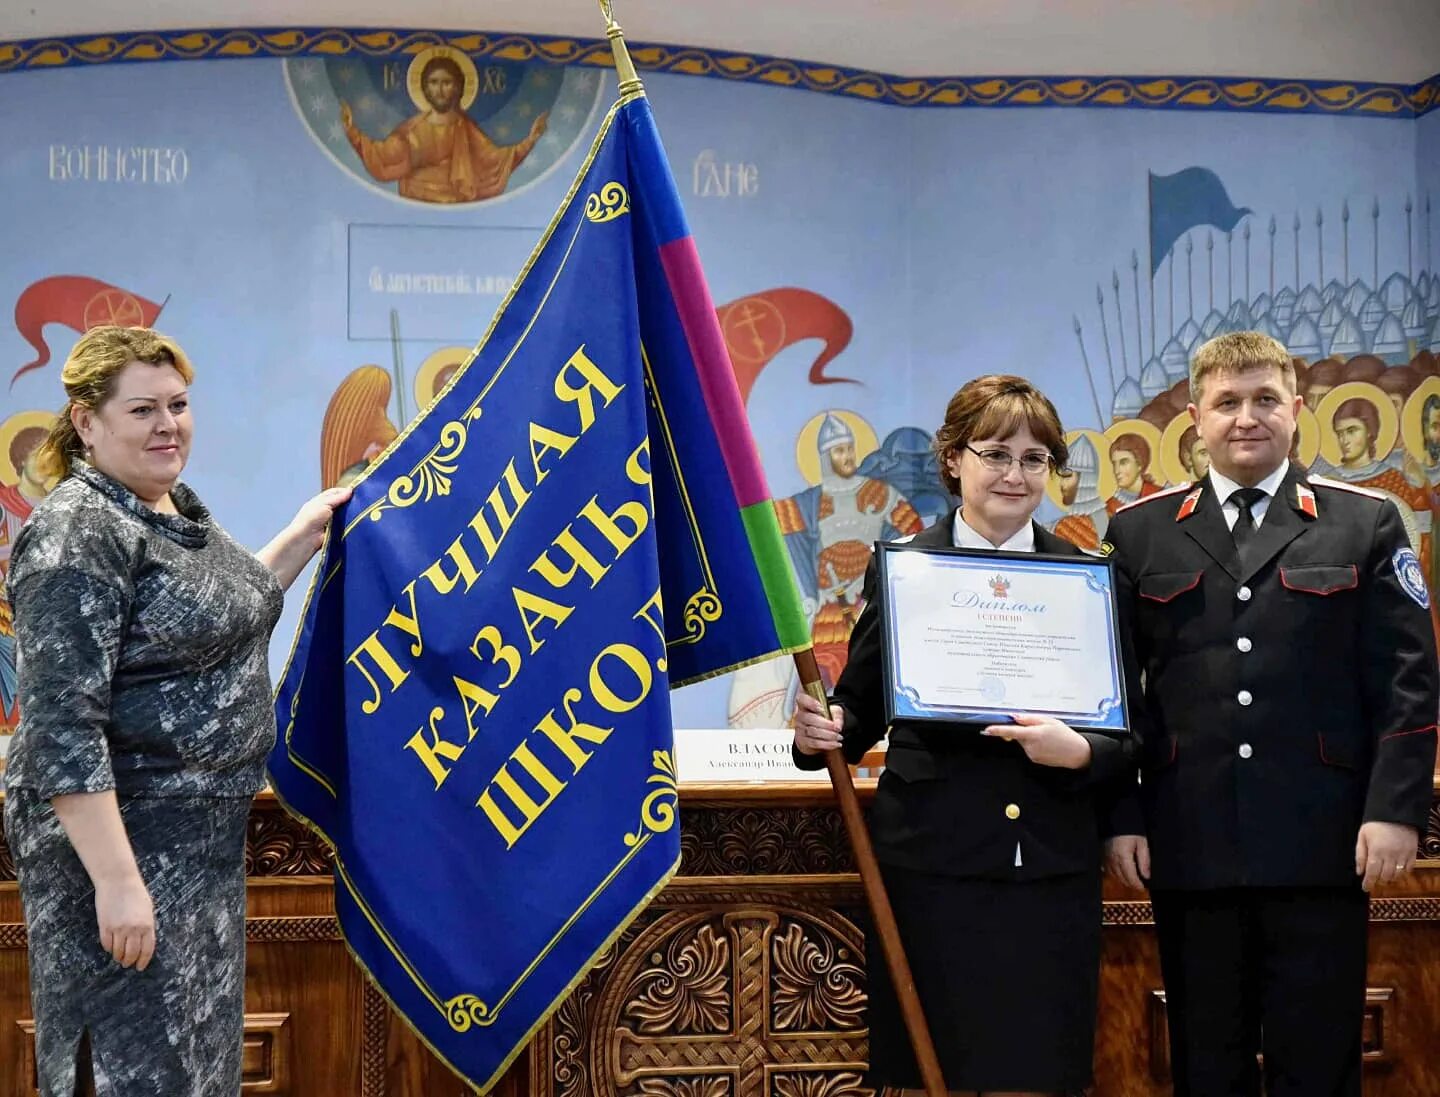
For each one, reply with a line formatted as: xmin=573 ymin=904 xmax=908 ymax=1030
xmin=1105 ymin=835 xmax=1151 ymax=890
xmin=1355 ymin=821 xmax=1419 ymax=892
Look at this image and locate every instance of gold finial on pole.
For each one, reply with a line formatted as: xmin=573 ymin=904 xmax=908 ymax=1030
xmin=597 ymin=0 xmax=645 ymax=98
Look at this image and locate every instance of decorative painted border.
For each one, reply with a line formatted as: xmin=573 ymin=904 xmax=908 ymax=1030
xmin=0 ymin=26 xmax=1436 ymax=116
xmin=1414 ymin=74 xmax=1440 ymax=116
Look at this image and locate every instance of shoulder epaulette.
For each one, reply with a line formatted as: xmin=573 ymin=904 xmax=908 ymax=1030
xmin=1116 ymin=482 xmax=1195 ymax=513
xmin=1308 ymin=476 xmax=1387 ymax=501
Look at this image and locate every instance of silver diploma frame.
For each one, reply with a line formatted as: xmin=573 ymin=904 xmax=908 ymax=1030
xmin=876 ymin=543 xmax=1129 ymax=733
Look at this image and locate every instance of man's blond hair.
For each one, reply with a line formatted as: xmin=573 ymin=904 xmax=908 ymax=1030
xmin=1189 ymin=331 xmax=1295 ymax=404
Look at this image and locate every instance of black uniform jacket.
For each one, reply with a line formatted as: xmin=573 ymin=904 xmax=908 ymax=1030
xmin=794 ymin=508 xmax=1136 ymax=880
xmin=1107 ymin=464 xmax=1439 ymax=890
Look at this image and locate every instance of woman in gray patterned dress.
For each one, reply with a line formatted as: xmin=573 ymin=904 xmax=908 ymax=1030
xmin=3 ymin=326 xmax=349 ymax=1096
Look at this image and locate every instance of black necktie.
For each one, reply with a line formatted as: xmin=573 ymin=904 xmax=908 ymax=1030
xmin=1229 ymin=487 xmax=1266 ymax=558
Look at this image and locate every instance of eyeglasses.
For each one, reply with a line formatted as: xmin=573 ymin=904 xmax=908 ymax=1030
xmin=964 ymin=445 xmax=1053 ymax=475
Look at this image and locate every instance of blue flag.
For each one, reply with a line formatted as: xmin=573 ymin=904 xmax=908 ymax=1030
xmin=269 ymin=91 xmax=809 ymax=1090
xmin=1149 ymin=167 xmax=1251 ymax=274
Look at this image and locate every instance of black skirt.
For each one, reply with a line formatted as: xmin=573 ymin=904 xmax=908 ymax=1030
xmin=865 ymin=863 xmax=1102 ymax=1093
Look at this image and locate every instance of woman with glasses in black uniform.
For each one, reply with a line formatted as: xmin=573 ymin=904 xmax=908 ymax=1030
xmin=793 ymin=374 xmax=1135 ymax=1097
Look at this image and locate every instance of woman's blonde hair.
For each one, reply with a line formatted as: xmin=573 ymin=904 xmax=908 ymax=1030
xmin=37 ymin=326 xmax=195 ymax=482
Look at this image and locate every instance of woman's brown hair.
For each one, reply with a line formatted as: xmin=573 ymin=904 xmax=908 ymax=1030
xmin=933 ymin=374 xmax=1068 ymax=496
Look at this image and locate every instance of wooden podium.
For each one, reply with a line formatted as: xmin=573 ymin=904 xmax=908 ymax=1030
xmin=3 ymin=782 xmax=1439 ymax=1096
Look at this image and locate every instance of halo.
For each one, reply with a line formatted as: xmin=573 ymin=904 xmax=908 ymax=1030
xmin=1314 ymin=382 xmax=1397 ymax=468
xmin=795 ymin=410 xmax=878 ymax=487
xmin=1103 ymin=418 xmax=1164 ymax=486
xmin=1045 ymin=428 xmax=1116 ymax=509
xmin=414 ymin=345 xmax=473 ymax=411
xmin=407 ymin=47 xmax=479 ymax=114
xmin=1401 ymin=375 xmax=1440 ymax=467
xmin=1158 ymin=412 xmax=1199 ymax=487
xmin=1293 ymin=405 xmax=1320 ymax=469
xmin=0 ymin=410 xmax=57 ymax=488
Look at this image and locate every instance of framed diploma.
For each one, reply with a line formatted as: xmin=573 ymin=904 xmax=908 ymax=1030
xmin=876 ymin=543 xmax=1129 ymax=733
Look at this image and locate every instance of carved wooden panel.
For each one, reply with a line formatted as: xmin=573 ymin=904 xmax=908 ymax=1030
xmin=1101 ymin=895 xmax=1440 ymax=928
xmin=4 ymin=788 xmax=1440 ymax=1096
xmin=4 ymin=790 xmax=1440 ymax=884
xmin=1361 ymin=988 xmax=1395 ymax=1063
xmin=245 ymin=916 xmax=341 ymax=943
xmin=239 ymin=1012 xmax=293 ymax=1093
xmin=536 ymin=888 xmax=872 ymax=1097
xmin=678 ymin=808 xmax=853 ymax=877
xmin=1423 ymin=802 xmax=1440 ymax=859
xmin=0 ymin=917 xmax=348 ymax=951
xmin=361 ymin=982 xmax=389 ymax=1097
xmin=12 ymin=1020 xmax=37 ymax=1097
xmin=244 ymin=811 xmax=333 ymax=877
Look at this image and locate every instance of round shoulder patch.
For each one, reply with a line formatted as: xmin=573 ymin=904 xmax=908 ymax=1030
xmin=1392 ymin=547 xmax=1430 ymax=610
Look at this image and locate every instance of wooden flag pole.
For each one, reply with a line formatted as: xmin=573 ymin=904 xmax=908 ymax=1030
xmin=793 ymin=649 xmax=948 ymax=1097
xmin=593 ymin=5 xmax=946 ymax=1090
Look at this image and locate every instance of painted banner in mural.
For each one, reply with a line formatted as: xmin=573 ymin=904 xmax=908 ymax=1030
xmin=0 ymin=35 xmax=1437 ymax=754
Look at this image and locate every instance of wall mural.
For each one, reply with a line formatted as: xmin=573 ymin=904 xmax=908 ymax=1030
xmin=0 ymin=32 xmax=1437 ymax=753
xmin=287 ymin=53 xmax=603 ymax=206
xmin=1061 ymin=170 xmax=1440 ymax=576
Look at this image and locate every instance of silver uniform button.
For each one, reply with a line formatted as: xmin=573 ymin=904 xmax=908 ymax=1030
xmin=1237 ymin=586 xmax=1253 ymax=602
xmin=1237 ymin=690 xmax=1253 ymax=706
xmin=1237 ymin=637 xmax=1253 ymax=653
xmin=1239 ymin=743 xmax=1253 ymax=759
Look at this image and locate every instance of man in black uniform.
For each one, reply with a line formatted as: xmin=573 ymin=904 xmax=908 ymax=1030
xmin=1105 ymin=331 xmax=1438 ymax=1097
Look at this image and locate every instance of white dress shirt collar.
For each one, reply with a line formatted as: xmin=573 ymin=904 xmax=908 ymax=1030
xmin=1207 ymin=461 xmax=1291 ymax=528
xmin=952 ymin=510 xmax=1036 ymax=552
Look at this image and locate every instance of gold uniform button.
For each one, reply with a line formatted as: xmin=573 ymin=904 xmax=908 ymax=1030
xmin=1005 ymin=803 xmax=1021 ymax=820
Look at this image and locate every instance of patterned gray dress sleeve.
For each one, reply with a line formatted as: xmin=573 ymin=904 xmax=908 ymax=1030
xmin=9 ymin=567 xmax=128 ymax=797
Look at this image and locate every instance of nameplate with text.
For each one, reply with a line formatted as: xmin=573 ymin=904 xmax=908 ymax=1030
xmin=674 ymin=728 xmax=830 ymax=782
